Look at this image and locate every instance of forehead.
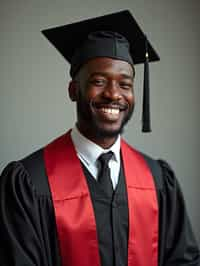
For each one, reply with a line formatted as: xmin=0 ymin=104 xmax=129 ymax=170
xmin=79 ymin=57 xmax=135 ymax=78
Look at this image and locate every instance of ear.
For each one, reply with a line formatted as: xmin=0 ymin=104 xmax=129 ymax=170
xmin=68 ymin=80 xmax=78 ymax=102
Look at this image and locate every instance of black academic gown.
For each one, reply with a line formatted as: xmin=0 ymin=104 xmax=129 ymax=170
xmin=0 ymin=149 xmax=199 ymax=266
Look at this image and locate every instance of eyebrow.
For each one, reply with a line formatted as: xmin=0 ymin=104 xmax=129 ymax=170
xmin=120 ymin=73 xmax=134 ymax=80
xmin=89 ymin=72 xmax=134 ymax=80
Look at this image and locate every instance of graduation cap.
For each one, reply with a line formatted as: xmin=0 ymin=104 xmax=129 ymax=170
xmin=42 ymin=10 xmax=160 ymax=132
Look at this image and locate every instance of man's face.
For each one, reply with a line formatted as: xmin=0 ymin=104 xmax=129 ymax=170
xmin=70 ymin=57 xmax=135 ymax=142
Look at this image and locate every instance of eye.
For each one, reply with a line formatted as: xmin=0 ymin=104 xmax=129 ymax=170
xmin=90 ymin=78 xmax=106 ymax=87
xmin=119 ymin=81 xmax=133 ymax=90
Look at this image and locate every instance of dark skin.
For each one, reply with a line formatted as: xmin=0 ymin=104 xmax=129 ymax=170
xmin=68 ymin=57 xmax=135 ymax=149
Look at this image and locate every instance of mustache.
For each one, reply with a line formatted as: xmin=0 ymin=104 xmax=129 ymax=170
xmin=90 ymin=100 xmax=129 ymax=111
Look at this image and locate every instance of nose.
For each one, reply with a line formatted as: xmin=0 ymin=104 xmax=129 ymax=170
xmin=102 ymin=81 xmax=122 ymax=101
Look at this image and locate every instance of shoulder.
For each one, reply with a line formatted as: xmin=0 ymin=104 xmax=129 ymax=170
xmin=0 ymin=148 xmax=51 ymax=197
xmin=142 ymin=153 xmax=182 ymax=196
xmin=121 ymin=139 xmax=179 ymax=192
xmin=21 ymin=148 xmax=51 ymax=196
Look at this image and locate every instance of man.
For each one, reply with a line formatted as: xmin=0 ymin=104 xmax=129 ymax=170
xmin=0 ymin=10 xmax=199 ymax=266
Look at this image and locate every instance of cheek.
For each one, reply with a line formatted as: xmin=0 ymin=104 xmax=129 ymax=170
xmin=85 ymin=87 xmax=102 ymax=101
xmin=78 ymin=89 xmax=97 ymax=107
xmin=124 ymin=91 xmax=135 ymax=107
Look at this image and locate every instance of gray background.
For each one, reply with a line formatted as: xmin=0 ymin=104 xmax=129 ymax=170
xmin=0 ymin=0 xmax=199 ymax=244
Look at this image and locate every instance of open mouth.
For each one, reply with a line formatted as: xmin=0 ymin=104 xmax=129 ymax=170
xmin=100 ymin=107 xmax=120 ymax=115
xmin=90 ymin=102 xmax=128 ymax=121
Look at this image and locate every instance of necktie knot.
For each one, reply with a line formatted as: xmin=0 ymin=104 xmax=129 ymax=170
xmin=98 ymin=151 xmax=113 ymax=166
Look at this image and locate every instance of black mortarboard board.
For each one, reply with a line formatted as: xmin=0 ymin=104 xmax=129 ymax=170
xmin=42 ymin=10 xmax=160 ymax=132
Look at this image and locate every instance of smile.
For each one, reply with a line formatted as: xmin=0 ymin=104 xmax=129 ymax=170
xmin=100 ymin=107 xmax=120 ymax=115
xmin=90 ymin=101 xmax=129 ymax=121
xmin=93 ymin=106 xmax=121 ymax=121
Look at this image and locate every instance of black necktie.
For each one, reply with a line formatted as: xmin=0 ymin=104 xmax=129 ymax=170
xmin=98 ymin=151 xmax=114 ymax=197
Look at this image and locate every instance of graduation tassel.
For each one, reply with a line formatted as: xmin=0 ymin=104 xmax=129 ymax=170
xmin=142 ymin=36 xmax=151 ymax=132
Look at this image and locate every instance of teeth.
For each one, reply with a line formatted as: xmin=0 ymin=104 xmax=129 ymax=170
xmin=101 ymin=108 xmax=119 ymax=115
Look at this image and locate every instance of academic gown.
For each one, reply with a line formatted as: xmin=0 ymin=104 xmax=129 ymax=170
xmin=0 ymin=148 xmax=199 ymax=266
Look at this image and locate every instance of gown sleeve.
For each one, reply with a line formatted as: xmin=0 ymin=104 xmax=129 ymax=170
xmin=0 ymin=161 xmax=60 ymax=266
xmin=158 ymin=160 xmax=200 ymax=266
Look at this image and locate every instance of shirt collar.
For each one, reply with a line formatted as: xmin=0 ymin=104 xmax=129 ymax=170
xmin=71 ymin=126 xmax=121 ymax=166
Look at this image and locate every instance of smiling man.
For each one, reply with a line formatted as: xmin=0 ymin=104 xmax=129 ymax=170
xmin=0 ymin=10 xmax=199 ymax=266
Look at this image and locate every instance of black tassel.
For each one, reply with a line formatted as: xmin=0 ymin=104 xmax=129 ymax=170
xmin=142 ymin=36 xmax=151 ymax=132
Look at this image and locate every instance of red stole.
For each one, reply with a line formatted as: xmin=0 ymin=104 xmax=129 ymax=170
xmin=44 ymin=131 xmax=158 ymax=266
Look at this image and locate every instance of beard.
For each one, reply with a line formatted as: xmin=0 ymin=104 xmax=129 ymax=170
xmin=76 ymin=90 xmax=135 ymax=139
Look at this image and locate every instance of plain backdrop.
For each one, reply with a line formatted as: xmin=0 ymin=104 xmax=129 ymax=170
xmin=0 ymin=0 xmax=200 ymax=244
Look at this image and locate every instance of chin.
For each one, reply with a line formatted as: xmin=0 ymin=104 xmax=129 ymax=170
xmin=92 ymin=122 xmax=125 ymax=138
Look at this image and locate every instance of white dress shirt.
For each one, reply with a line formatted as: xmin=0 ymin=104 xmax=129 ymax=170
xmin=70 ymin=126 xmax=121 ymax=190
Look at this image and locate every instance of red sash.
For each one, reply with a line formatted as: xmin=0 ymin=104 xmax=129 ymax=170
xmin=44 ymin=131 xmax=158 ymax=266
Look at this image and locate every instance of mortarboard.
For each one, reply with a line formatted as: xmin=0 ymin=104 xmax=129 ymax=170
xmin=42 ymin=10 xmax=160 ymax=132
